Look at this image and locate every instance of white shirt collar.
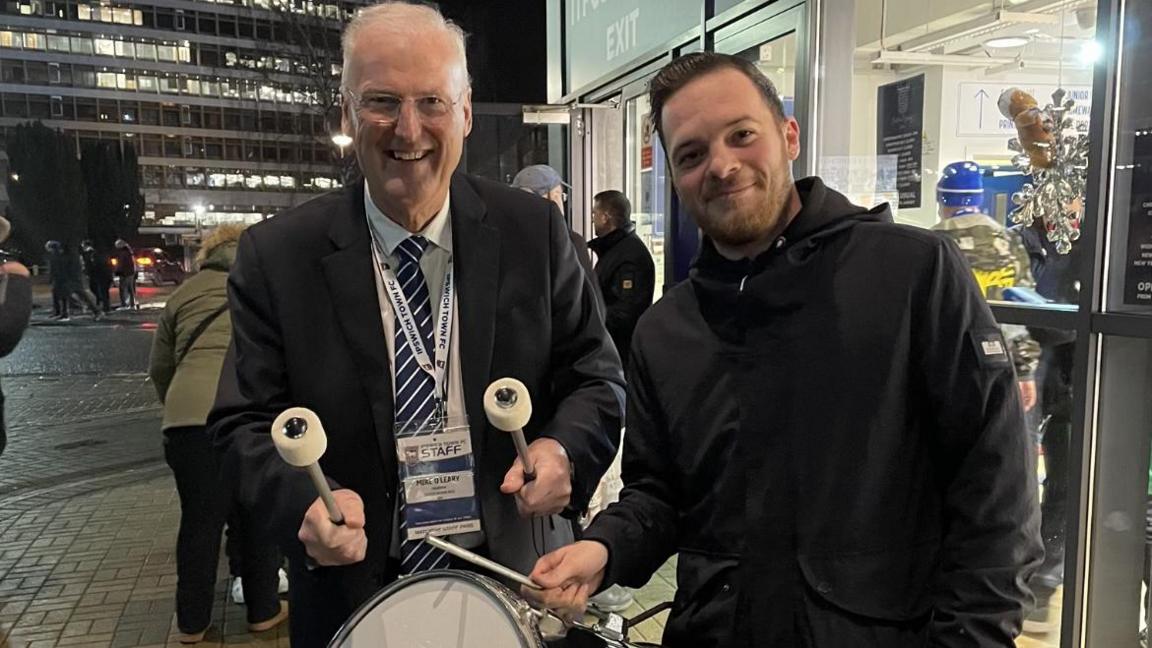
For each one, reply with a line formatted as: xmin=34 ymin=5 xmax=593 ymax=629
xmin=364 ymin=180 xmax=453 ymax=255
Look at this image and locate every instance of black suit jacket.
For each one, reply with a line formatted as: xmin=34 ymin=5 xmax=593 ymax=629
xmin=209 ymin=173 xmax=624 ymax=607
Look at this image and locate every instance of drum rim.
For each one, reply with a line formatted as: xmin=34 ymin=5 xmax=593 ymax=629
xmin=326 ymin=568 xmax=545 ymax=648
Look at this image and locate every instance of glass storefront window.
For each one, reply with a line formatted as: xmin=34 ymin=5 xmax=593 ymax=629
xmin=625 ymin=93 xmax=667 ymax=299
xmin=46 ymin=35 xmax=69 ymax=52
xmin=817 ymin=3 xmax=1096 ymax=311
xmin=70 ymin=36 xmax=92 ymax=55
xmin=1103 ymin=0 xmax=1152 ymax=313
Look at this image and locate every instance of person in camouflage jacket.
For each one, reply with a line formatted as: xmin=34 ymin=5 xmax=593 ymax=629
xmin=932 ymin=162 xmax=1039 ymax=408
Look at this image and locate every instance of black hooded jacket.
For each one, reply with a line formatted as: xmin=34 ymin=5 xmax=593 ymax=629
xmin=583 ymin=178 xmax=1042 ymax=647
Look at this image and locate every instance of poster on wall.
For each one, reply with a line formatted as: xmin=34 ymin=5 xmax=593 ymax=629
xmin=1123 ymin=129 xmax=1152 ymax=306
xmin=876 ymin=74 xmax=925 ymax=210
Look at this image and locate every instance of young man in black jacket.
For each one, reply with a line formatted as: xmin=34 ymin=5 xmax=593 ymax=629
xmin=587 ymin=190 xmax=655 ymax=364
xmin=528 ymin=52 xmax=1042 ymax=648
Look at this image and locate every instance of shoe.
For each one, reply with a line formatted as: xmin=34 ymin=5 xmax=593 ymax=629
xmin=249 ymin=601 xmax=289 ymax=633
xmin=176 ymin=629 xmax=206 ymax=644
xmin=278 ymin=568 xmax=288 ymax=594
xmin=1023 ymin=604 xmax=1055 ymax=634
xmin=231 ymin=577 xmax=244 ymax=605
xmin=588 ymin=585 xmax=634 ymax=613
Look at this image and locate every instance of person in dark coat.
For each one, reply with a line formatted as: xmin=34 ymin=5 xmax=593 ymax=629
xmin=46 ymin=241 xmax=101 ymax=321
xmin=0 ymin=216 xmax=32 ymax=456
xmin=1015 ymin=216 xmax=1081 ymax=633
xmin=113 ymin=238 xmax=138 ymax=309
xmin=528 ymin=52 xmax=1042 ymax=648
xmin=81 ymin=240 xmax=113 ymax=313
xmin=208 ymin=4 xmax=623 ymax=645
xmin=511 ymin=164 xmax=601 ymax=291
xmin=587 ymin=190 xmax=655 ymax=363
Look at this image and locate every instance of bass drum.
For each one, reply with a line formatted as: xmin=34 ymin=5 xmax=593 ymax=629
xmin=328 ymin=569 xmax=545 ymax=648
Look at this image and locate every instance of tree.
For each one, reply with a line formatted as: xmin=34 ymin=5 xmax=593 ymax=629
xmin=5 ymin=122 xmax=88 ymax=260
xmin=81 ymin=141 xmax=144 ymax=249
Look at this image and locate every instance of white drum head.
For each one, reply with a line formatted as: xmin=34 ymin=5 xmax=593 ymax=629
xmin=330 ymin=571 xmax=540 ymax=648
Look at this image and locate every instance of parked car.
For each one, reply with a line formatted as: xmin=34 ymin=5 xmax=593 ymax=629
xmin=110 ymin=248 xmax=186 ymax=285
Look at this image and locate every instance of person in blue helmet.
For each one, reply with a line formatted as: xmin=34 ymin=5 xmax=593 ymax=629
xmin=931 ymin=160 xmax=1040 ymax=415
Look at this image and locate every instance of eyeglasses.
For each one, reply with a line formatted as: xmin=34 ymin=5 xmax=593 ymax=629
xmin=343 ymin=88 xmax=462 ymax=124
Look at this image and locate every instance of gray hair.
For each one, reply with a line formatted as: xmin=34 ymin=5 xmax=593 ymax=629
xmin=341 ymin=2 xmax=469 ymax=90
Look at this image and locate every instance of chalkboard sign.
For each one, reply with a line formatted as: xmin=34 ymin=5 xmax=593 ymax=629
xmin=1123 ymin=129 xmax=1152 ymax=306
xmin=876 ymin=75 xmax=925 ymax=210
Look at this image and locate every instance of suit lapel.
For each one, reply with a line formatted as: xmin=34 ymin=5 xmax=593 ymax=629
xmin=450 ymin=174 xmax=499 ymax=455
xmin=320 ymin=184 xmax=397 ymax=479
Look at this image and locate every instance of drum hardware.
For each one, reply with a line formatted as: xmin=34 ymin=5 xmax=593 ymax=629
xmin=484 ymin=377 xmax=536 ymax=480
xmin=424 ymin=535 xmax=539 ymax=590
xmin=272 ymin=407 xmax=344 ymax=524
xmin=423 ymin=536 xmax=658 ymax=647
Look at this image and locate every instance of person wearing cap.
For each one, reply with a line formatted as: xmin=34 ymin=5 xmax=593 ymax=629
xmin=0 ymin=216 xmax=32 ymax=456
xmin=208 ymin=4 xmax=623 ymax=644
xmin=511 ymin=164 xmax=599 ymax=283
xmin=931 ymin=161 xmax=1040 ymax=412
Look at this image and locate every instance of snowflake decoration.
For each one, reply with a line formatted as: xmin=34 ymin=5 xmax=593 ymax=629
xmin=1007 ymin=88 xmax=1091 ymax=254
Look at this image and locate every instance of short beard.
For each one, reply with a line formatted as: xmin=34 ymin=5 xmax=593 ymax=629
xmin=698 ymin=172 xmax=790 ymax=249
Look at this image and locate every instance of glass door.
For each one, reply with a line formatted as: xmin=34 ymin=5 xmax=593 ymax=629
xmin=624 ymin=89 xmax=668 ymax=300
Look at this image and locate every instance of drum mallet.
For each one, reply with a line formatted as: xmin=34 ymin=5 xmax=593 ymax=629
xmin=272 ymin=407 xmax=344 ymax=524
xmin=483 ymin=378 xmax=535 ymax=481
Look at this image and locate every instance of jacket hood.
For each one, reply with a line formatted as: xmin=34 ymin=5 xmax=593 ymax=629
xmin=691 ymin=177 xmax=892 ymax=283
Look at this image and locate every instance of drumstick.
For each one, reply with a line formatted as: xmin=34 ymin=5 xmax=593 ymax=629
xmin=483 ymin=378 xmax=536 ymax=481
xmin=424 ymin=536 xmax=540 ymax=590
xmin=272 ymin=407 xmax=345 ymax=525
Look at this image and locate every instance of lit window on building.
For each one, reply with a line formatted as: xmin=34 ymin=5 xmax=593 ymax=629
xmin=94 ymin=38 xmax=115 ymax=56
xmin=24 ymin=32 xmax=43 ymax=50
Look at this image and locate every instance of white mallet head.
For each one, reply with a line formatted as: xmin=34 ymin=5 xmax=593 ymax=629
xmin=271 ymin=407 xmax=328 ymax=467
xmin=483 ymin=377 xmax=533 ymax=432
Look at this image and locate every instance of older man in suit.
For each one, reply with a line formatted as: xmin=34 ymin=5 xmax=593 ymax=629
xmin=208 ymin=3 xmax=624 ymax=645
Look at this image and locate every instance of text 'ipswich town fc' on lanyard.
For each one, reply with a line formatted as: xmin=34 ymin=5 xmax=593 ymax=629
xmin=367 ymin=229 xmax=455 ymax=407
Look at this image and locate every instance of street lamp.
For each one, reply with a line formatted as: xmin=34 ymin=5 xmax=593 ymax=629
xmin=331 ymin=133 xmax=352 ymax=148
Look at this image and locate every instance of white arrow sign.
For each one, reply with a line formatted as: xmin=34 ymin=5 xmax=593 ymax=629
xmin=956 ymin=82 xmax=1092 ymax=137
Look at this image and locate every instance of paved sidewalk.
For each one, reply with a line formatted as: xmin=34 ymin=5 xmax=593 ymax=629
xmin=0 ymin=370 xmax=675 ymax=647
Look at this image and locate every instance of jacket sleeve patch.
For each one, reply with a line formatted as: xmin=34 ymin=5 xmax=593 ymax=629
xmin=619 ymin=272 xmax=635 ymax=292
xmin=968 ymin=329 xmax=1012 ymax=370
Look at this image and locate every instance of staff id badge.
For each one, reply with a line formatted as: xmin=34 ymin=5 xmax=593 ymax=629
xmin=396 ymin=415 xmax=482 ymax=540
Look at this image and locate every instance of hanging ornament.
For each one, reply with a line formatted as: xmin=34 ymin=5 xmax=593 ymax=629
xmin=997 ymin=87 xmax=1090 ymax=254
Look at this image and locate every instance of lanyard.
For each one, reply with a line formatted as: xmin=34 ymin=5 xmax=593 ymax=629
xmin=368 ymin=235 xmax=454 ymax=402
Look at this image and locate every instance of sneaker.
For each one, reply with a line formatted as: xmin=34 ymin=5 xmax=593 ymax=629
xmin=278 ymin=568 xmax=288 ymax=594
xmin=231 ymin=577 xmax=244 ymax=605
xmin=249 ymin=600 xmax=289 ymax=633
xmin=588 ymin=584 xmax=634 ymax=613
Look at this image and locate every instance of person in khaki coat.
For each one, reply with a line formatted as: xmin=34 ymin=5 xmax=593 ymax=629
xmin=149 ymin=224 xmax=286 ymax=642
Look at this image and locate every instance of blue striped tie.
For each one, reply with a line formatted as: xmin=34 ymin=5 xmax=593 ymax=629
xmin=393 ymin=236 xmax=451 ymax=573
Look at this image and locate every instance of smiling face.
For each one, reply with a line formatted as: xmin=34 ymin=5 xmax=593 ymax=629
xmin=661 ymin=67 xmax=800 ymax=250
xmin=341 ymin=24 xmax=472 ymax=229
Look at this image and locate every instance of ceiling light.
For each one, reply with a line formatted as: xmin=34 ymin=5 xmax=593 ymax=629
xmin=984 ymin=36 xmax=1030 ymax=48
xmin=1080 ymin=40 xmax=1103 ymax=64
